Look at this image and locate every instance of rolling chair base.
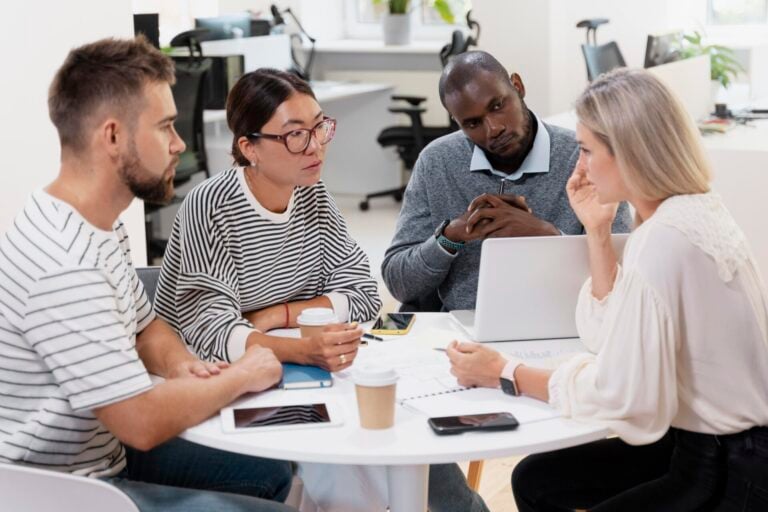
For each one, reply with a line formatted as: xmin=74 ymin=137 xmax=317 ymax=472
xmin=359 ymin=186 xmax=405 ymax=211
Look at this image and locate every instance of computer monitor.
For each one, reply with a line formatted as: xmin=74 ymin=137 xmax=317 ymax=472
xmin=133 ymin=13 xmax=160 ymax=48
xmin=644 ymin=32 xmax=682 ymax=68
xmin=195 ymin=13 xmax=252 ymax=41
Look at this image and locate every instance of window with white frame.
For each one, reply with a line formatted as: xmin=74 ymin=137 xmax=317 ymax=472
xmin=707 ymin=0 xmax=768 ymax=24
xmin=344 ymin=0 xmax=472 ymax=40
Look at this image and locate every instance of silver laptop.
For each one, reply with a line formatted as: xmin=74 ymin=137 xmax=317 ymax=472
xmin=451 ymin=234 xmax=629 ymax=342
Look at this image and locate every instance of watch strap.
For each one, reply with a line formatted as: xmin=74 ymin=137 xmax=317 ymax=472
xmin=435 ymin=219 xmax=465 ymax=252
xmin=437 ymin=234 xmax=465 ymax=252
xmin=499 ymin=358 xmax=524 ymax=396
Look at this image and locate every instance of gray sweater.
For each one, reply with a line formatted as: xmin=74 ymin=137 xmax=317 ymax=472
xmin=381 ymin=122 xmax=632 ymax=311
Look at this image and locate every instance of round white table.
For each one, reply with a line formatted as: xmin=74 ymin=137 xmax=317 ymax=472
xmin=181 ymin=313 xmax=609 ymax=512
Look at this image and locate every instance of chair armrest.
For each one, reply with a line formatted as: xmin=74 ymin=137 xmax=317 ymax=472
xmin=388 ymin=107 xmax=427 ymax=115
xmin=391 ymin=95 xmax=427 ymax=106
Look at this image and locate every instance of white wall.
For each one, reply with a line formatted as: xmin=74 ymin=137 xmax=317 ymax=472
xmin=546 ymin=0 xmax=673 ymax=114
xmin=1 ymin=1 xmax=147 ymax=265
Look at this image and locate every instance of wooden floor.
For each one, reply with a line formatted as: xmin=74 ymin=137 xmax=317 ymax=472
xmin=459 ymin=457 xmax=522 ymax=511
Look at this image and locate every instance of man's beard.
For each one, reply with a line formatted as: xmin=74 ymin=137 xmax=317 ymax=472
xmin=118 ymin=139 xmax=176 ymax=204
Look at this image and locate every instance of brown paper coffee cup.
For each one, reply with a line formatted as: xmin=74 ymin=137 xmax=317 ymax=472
xmin=355 ymin=383 xmax=397 ymax=429
xmin=351 ymin=366 xmax=398 ymax=429
xmin=297 ymin=308 xmax=337 ymax=338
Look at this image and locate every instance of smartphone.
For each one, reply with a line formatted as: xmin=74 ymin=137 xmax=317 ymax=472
xmin=370 ymin=313 xmax=416 ymax=335
xmin=428 ymin=412 xmax=519 ymax=435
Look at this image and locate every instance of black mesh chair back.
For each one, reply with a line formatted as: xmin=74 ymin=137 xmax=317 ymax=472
xmin=581 ymin=41 xmax=626 ymax=81
xmin=171 ymin=58 xmax=212 ymax=182
xmin=145 ymin=56 xmax=212 ymax=262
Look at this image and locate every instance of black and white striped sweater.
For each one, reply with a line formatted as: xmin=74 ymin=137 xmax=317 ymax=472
xmin=154 ymin=168 xmax=381 ymax=362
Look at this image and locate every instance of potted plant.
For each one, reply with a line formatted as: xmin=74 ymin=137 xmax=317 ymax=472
xmin=373 ymin=0 xmax=455 ymax=45
xmin=678 ymin=31 xmax=744 ymax=102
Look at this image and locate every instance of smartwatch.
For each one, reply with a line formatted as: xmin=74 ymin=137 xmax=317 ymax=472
xmin=434 ymin=219 xmax=465 ymax=252
xmin=500 ymin=377 xmax=519 ymax=397
xmin=499 ymin=359 xmax=523 ymax=396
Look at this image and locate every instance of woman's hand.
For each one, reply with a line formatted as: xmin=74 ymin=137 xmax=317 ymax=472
xmin=446 ymin=341 xmax=507 ymax=388
xmin=300 ymin=323 xmax=363 ymax=372
xmin=566 ymin=167 xmax=618 ymax=235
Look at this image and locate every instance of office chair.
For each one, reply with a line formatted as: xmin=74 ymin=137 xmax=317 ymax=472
xmin=0 ymin=463 xmax=139 ymax=512
xmin=577 ymin=18 xmax=626 ymax=81
xmin=145 ymin=31 xmax=212 ymax=262
xmin=359 ymin=12 xmax=480 ymax=211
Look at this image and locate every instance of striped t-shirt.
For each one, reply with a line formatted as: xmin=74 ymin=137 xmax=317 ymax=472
xmin=0 ymin=190 xmax=155 ymax=477
xmin=155 ymin=168 xmax=381 ymax=362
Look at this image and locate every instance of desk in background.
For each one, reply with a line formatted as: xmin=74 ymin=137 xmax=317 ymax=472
xmin=182 ymin=313 xmax=608 ymax=512
xmin=305 ymin=39 xmax=445 ymax=75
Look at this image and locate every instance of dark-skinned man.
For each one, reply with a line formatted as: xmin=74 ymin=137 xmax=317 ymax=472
xmin=383 ymin=51 xmax=631 ymax=512
xmin=382 ymin=51 xmax=631 ymax=312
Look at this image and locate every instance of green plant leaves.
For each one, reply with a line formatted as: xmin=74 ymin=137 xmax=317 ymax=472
xmin=371 ymin=0 xmax=455 ymax=22
xmin=678 ymin=31 xmax=745 ymax=88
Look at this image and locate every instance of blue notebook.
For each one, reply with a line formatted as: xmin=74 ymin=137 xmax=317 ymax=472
xmin=280 ymin=364 xmax=333 ymax=390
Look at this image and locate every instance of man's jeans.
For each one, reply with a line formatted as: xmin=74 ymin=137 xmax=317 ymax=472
xmin=104 ymin=437 xmax=296 ymax=512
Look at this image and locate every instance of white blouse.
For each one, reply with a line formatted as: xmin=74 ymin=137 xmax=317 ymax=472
xmin=549 ymin=193 xmax=768 ymax=445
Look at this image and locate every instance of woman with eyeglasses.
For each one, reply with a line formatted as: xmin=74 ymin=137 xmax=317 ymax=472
xmin=155 ymin=68 xmax=380 ymax=374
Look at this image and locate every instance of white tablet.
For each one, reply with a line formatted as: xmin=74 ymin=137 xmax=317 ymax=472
xmin=221 ymin=397 xmax=344 ymax=434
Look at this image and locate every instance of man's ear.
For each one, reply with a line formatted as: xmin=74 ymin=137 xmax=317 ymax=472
xmin=99 ymin=118 xmax=122 ymax=159
xmin=510 ymin=73 xmax=526 ymax=100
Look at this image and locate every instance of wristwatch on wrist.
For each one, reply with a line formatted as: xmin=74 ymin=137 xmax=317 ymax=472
xmin=499 ymin=359 xmax=524 ymax=396
xmin=434 ymin=219 xmax=465 ymax=252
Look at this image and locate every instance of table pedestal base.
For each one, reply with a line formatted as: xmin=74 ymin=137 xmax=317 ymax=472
xmin=387 ymin=464 xmax=429 ymax=512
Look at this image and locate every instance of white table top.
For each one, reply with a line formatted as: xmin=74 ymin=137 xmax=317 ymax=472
xmin=203 ymin=81 xmax=393 ymax=124
xmin=181 ymin=313 xmax=609 ymax=465
xmin=307 ymin=39 xmax=445 ymax=55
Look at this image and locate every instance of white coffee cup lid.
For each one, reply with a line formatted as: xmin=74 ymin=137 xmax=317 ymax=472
xmin=352 ymin=365 xmax=398 ymax=387
xmin=297 ymin=307 xmax=337 ymax=326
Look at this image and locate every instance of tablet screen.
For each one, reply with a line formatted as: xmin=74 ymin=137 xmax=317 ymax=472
xmin=233 ymin=403 xmax=330 ymax=429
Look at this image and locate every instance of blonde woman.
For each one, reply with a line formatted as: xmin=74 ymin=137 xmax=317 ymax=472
xmin=448 ymin=68 xmax=768 ymax=511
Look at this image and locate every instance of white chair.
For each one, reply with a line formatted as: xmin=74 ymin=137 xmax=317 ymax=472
xmin=0 ymin=463 xmax=139 ymax=512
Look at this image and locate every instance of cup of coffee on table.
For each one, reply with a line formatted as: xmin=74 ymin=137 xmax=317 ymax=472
xmin=297 ymin=308 xmax=337 ymax=338
xmin=352 ymin=366 xmax=398 ymax=429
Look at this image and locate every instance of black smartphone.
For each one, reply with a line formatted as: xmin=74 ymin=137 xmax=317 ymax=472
xmin=370 ymin=313 xmax=416 ymax=335
xmin=428 ymin=412 xmax=519 ymax=435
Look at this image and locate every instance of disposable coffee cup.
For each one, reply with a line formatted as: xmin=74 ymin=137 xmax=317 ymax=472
xmin=352 ymin=366 xmax=398 ymax=429
xmin=297 ymin=307 xmax=337 ymax=338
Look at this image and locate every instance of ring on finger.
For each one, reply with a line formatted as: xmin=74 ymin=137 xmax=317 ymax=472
xmin=339 ymin=353 xmax=347 ymax=364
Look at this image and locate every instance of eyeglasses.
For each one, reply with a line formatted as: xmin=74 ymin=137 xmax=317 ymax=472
xmin=247 ymin=117 xmax=337 ymax=154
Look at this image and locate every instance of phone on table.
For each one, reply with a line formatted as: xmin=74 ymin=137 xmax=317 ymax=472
xmin=370 ymin=313 xmax=416 ymax=335
xmin=428 ymin=412 xmax=519 ymax=435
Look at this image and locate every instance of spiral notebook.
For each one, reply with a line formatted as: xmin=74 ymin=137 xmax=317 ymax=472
xmin=397 ymin=380 xmax=559 ymax=424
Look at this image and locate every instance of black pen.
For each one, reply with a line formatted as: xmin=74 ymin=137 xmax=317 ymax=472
xmin=362 ymin=333 xmax=384 ymax=342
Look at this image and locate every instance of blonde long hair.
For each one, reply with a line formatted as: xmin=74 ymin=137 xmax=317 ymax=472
xmin=575 ymin=68 xmax=711 ymax=201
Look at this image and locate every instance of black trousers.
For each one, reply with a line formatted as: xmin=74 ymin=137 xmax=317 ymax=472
xmin=512 ymin=426 xmax=768 ymax=511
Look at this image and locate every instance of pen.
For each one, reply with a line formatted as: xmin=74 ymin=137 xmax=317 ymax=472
xmin=498 ymin=178 xmax=506 ymax=195
xmin=362 ymin=333 xmax=384 ymax=342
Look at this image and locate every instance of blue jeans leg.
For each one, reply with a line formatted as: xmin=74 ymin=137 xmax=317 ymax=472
xmin=428 ymin=463 xmax=490 ymax=512
xmin=106 ymin=476 xmax=296 ymax=512
xmin=112 ymin=436 xmax=294 ymax=509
